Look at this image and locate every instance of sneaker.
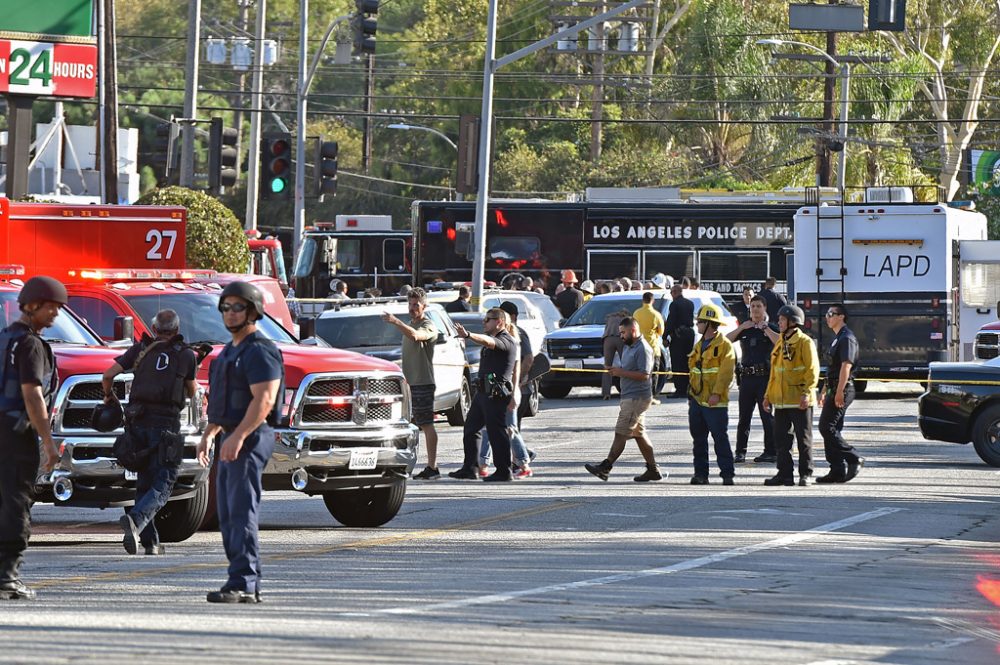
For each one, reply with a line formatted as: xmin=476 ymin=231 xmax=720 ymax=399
xmin=690 ymin=475 xmax=709 ymax=485
xmin=650 ymin=398 xmax=662 ymax=406
xmin=734 ymin=453 xmax=746 ymax=464
xmin=722 ymin=476 xmax=735 ymax=486
xmin=413 ymin=466 xmax=441 ymax=480
xmin=764 ymin=475 xmax=794 ymax=486
xmin=528 ymin=449 xmax=537 ymax=463
xmin=584 ymin=461 xmax=612 ymax=481
xmin=120 ymin=514 xmax=140 ymax=555
xmin=753 ymin=454 xmax=777 ymax=464
xmin=480 ymin=466 xmax=490 ymax=478
xmin=844 ymin=458 xmax=865 ymax=482
xmin=0 ymin=580 xmax=36 ymax=600
xmin=206 ymin=588 xmax=261 ymax=604
xmin=633 ymin=466 xmax=663 ymax=482
xmin=513 ymin=466 xmax=533 ymax=480
xmin=144 ymin=544 xmax=166 ymax=556
xmin=482 ymin=471 xmax=513 ymax=482
xmin=448 ymin=466 xmax=478 ymax=480
xmin=798 ymin=475 xmax=812 ymax=487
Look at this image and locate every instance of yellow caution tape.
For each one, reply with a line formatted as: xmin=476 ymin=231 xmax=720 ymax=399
xmin=546 ymin=366 xmax=1000 ymax=386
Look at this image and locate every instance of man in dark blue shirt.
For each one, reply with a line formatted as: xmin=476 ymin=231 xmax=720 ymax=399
xmin=816 ymin=303 xmax=863 ymax=484
xmin=198 ymin=282 xmax=284 ymax=603
xmin=664 ymin=284 xmax=695 ymax=397
xmin=726 ymin=295 xmax=779 ymax=464
xmin=451 ymin=308 xmax=518 ymax=482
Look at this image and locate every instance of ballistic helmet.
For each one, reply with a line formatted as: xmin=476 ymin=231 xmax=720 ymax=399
xmin=777 ymin=304 xmax=805 ymax=326
xmin=18 ymin=276 xmax=68 ymax=307
xmin=696 ymin=304 xmax=725 ymax=325
xmin=219 ymin=281 xmax=264 ymax=320
xmin=90 ymin=401 xmax=124 ymax=433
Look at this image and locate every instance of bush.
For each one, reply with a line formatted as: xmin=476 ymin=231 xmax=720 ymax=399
xmin=136 ymin=187 xmax=250 ymax=272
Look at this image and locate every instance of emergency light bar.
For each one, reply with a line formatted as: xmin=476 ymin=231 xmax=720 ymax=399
xmin=70 ymin=268 xmax=219 ymax=281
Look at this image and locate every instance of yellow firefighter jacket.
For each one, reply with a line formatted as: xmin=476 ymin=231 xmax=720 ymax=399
xmin=687 ymin=332 xmax=736 ymax=407
xmin=765 ymin=327 xmax=820 ymax=409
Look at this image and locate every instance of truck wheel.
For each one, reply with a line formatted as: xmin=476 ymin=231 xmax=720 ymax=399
xmin=522 ymin=380 xmax=540 ymax=417
xmin=322 ymin=479 xmax=407 ymax=527
xmin=854 ymin=381 xmax=868 ymax=393
xmin=446 ymin=375 xmax=472 ymax=426
xmin=540 ymin=384 xmax=571 ymax=399
xmin=152 ymin=479 xmax=211 ymax=543
xmin=972 ymin=404 xmax=1000 ymax=467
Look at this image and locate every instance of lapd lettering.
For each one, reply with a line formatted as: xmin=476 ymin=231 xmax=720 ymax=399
xmin=863 ymin=254 xmax=931 ymax=277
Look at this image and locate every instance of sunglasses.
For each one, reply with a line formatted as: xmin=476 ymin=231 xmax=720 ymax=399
xmin=484 ymin=316 xmax=499 ymax=323
xmin=219 ymin=302 xmax=249 ymax=313
xmin=825 ymin=311 xmax=842 ymax=317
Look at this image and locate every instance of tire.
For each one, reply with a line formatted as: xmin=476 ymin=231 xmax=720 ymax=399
xmin=972 ymin=404 xmax=1000 ymax=467
xmin=520 ymin=379 xmax=540 ymax=418
xmin=540 ymin=384 xmax=572 ymax=399
xmin=853 ymin=380 xmax=868 ymax=393
xmin=322 ymin=479 xmax=407 ymax=527
xmin=446 ymin=374 xmax=472 ymax=426
xmin=152 ymin=479 xmax=211 ymax=543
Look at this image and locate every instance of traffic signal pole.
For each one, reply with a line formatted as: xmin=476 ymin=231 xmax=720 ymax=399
xmin=245 ymin=0 xmax=267 ymax=231
xmin=469 ymin=0 xmax=647 ymax=305
xmin=294 ymin=0 xmax=309 ymax=257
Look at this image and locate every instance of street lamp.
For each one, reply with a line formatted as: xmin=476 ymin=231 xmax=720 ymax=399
xmin=387 ymin=123 xmax=458 ymax=150
xmin=757 ymin=38 xmax=851 ymax=190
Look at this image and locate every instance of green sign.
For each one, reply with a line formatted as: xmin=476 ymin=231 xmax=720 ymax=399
xmin=0 ymin=0 xmax=94 ymax=42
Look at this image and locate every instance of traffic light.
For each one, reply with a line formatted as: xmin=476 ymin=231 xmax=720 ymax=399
xmin=208 ymin=117 xmax=239 ymax=193
xmin=260 ymin=133 xmax=292 ymax=200
xmin=314 ymin=139 xmax=338 ymax=199
xmin=868 ymin=0 xmax=905 ymax=31
xmin=152 ymin=121 xmax=179 ymax=184
xmin=352 ymin=0 xmax=378 ymax=55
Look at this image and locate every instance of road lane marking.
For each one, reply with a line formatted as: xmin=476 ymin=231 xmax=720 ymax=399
xmin=369 ymin=506 xmax=903 ymax=616
xmin=31 ymin=499 xmax=581 ymax=590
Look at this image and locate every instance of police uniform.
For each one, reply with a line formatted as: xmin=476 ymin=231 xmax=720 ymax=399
xmin=207 ymin=331 xmax=284 ymax=596
xmin=665 ymin=294 xmax=695 ymax=395
xmin=734 ymin=323 xmax=777 ymax=461
xmin=0 ymin=321 xmax=56 ymax=589
xmin=819 ymin=325 xmax=861 ymax=478
xmin=456 ymin=330 xmax=517 ymax=481
xmin=116 ymin=334 xmax=197 ymax=553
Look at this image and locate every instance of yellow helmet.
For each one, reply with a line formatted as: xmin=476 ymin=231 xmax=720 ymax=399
xmin=696 ymin=304 xmax=724 ymax=325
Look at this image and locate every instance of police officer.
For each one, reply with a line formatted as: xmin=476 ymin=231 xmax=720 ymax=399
xmin=763 ymin=305 xmax=820 ymax=487
xmin=197 ymin=282 xmax=284 ymax=603
xmin=687 ymin=305 xmax=737 ymax=485
xmin=664 ymin=283 xmax=695 ymax=397
xmin=816 ymin=303 xmax=864 ymax=483
xmin=726 ymin=294 xmax=778 ymax=464
xmin=102 ymin=309 xmax=198 ymax=555
xmin=0 ymin=276 xmax=63 ymax=600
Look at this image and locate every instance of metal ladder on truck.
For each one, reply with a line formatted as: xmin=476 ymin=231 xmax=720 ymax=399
xmin=813 ymin=191 xmax=847 ymax=352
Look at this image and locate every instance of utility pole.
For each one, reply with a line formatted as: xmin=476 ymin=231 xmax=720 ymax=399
xmin=180 ymin=0 xmax=201 ymax=188
xmin=590 ymin=8 xmax=604 ymax=163
xmin=363 ymin=53 xmax=375 ymax=173
xmin=101 ymin=0 xmax=120 ymax=203
xmin=818 ymin=3 xmax=838 ymax=188
xmin=245 ymin=0 xmax=267 ymax=231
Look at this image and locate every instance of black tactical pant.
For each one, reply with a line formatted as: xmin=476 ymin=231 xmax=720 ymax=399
xmin=773 ymin=407 xmax=814 ymax=480
xmin=819 ymin=383 xmax=860 ymax=474
xmin=736 ymin=374 xmax=775 ymax=457
xmin=0 ymin=420 xmax=40 ymax=583
xmin=669 ymin=327 xmax=695 ymax=394
xmin=463 ymin=393 xmax=511 ymax=478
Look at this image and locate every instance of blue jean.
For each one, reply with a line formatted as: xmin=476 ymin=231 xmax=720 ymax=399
xmin=127 ymin=418 xmax=181 ymax=549
xmin=216 ymin=425 xmax=274 ymax=594
xmin=688 ymin=399 xmax=735 ymax=479
xmin=479 ymin=408 xmax=529 ymax=467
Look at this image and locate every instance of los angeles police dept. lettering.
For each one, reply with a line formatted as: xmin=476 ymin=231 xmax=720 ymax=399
xmin=590 ymin=223 xmax=792 ymax=242
xmin=862 ymin=254 xmax=931 ymax=278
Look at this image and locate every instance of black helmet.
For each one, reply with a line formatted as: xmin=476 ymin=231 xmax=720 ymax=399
xmin=18 ymin=276 xmax=68 ymax=307
xmin=777 ymin=304 xmax=805 ymax=326
xmin=498 ymin=300 xmax=519 ymax=319
xmin=219 ymin=281 xmax=264 ymax=320
xmin=90 ymin=401 xmax=124 ymax=433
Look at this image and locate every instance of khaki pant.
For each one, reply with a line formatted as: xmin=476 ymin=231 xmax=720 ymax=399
xmin=615 ymin=397 xmax=652 ymax=437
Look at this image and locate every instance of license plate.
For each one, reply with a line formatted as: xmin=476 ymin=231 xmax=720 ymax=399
xmin=565 ymin=359 xmax=583 ymax=369
xmin=348 ymin=448 xmax=379 ymax=470
xmin=124 ymin=470 xmax=138 ymax=481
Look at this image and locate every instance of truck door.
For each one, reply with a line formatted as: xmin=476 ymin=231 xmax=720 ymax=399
xmin=958 ymin=240 xmax=1000 ymax=361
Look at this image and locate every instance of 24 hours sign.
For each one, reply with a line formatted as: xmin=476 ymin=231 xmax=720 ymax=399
xmin=0 ymin=40 xmax=97 ymax=98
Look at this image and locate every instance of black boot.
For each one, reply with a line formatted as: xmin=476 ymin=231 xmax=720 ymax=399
xmin=585 ymin=459 xmax=613 ymax=481
xmin=633 ymin=464 xmax=663 ymax=482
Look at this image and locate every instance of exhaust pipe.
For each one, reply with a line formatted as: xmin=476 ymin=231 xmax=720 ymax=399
xmin=290 ymin=468 xmax=309 ymax=491
xmin=53 ymin=478 xmax=74 ymax=502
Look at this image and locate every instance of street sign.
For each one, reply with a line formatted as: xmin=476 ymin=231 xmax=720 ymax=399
xmin=0 ymin=40 xmax=98 ymax=98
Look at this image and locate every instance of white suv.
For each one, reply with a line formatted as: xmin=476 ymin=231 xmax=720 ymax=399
xmin=315 ymin=302 xmax=472 ymax=425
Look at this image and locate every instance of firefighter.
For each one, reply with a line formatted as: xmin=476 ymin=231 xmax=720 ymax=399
xmin=197 ymin=282 xmax=284 ymax=603
xmin=762 ymin=305 xmax=819 ymax=487
xmin=687 ymin=304 xmax=737 ymax=485
xmin=102 ymin=309 xmax=198 ymax=555
xmin=0 ymin=276 xmax=63 ymax=600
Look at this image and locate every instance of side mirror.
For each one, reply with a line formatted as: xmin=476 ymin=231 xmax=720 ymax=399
xmin=558 ymin=318 xmax=566 ymax=328
xmin=297 ymin=316 xmax=316 ymax=341
xmin=113 ymin=316 xmax=134 ymax=341
xmin=436 ymin=332 xmax=447 ymax=344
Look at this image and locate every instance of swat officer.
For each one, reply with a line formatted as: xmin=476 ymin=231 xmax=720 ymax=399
xmin=102 ymin=309 xmax=198 ymax=555
xmin=726 ymin=294 xmax=778 ymax=464
xmin=0 ymin=276 xmax=63 ymax=600
xmin=197 ymin=282 xmax=284 ymax=604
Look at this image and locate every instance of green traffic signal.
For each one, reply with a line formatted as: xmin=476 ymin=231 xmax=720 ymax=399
xmin=271 ymin=177 xmax=287 ymax=194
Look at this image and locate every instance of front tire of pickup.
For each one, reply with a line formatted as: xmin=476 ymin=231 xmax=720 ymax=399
xmin=972 ymin=404 xmax=1000 ymax=467
xmin=445 ymin=375 xmax=472 ymax=426
xmin=152 ymin=479 xmax=211 ymax=542
xmin=322 ymin=478 xmax=407 ymax=527
xmin=540 ymin=384 xmax=571 ymax=399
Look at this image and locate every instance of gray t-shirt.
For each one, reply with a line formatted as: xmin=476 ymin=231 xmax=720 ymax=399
xmin=618 ymin=337 xmax=653 ymax=399
xmin=401 ymin=316 xmax=437 ymax=386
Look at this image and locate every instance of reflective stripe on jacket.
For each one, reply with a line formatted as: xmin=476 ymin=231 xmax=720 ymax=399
xmin=687 ymin=333 xmax=736 ymax=407
xmin=765 ymin=327 xmax=819 ymax=409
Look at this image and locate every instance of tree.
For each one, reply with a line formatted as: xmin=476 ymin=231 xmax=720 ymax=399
xmin=136 ymin=187 xmax=250 ymax=272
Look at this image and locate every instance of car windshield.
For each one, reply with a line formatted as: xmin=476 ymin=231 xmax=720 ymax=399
xmin=0 ymin=291 xmax=101 ymax=345
xmin=317 ymin=313 xmax=412 ymax=348
xmin=123 ymin=293 xmax=296 ymax=345
xmin=565 ymin=298 xmax=646 ymax=326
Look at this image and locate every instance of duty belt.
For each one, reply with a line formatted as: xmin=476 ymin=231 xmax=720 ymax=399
xmin=739 ymin=364 xmax=770 ymax=376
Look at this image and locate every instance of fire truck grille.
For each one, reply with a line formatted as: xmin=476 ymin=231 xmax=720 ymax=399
xmin=307 ymin=379 xmax=354 ymax=397
xmin=547 ymin=339 xmax=603 ymax=359
xmin=69 ymin=383 xmax=126 ymax=401
xmin=369 ymin=379 xmax=403 ymax=396
xmin=302 ymin=404 xmax=352 ymax=423
xmin=976 ymin=332 xmax=1000 ymax=360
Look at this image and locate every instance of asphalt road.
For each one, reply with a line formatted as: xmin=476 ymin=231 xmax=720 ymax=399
xmin=7 ymin=382 xmax=1000 ymax=664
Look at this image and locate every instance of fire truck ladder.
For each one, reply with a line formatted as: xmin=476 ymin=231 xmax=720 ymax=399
xmin=814 ymin=201 xmax=847 ymax=345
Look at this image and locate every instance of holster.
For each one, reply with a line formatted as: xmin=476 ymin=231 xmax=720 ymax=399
xmin=157 ymin=431 xmax=185 ymax=467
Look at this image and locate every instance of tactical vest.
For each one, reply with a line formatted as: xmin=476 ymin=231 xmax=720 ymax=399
xmin=207 ymin=334 xmax=285 ymax=428
xmin=0 ymin=324 xmax=57 ymax=417
xmin=129 ymin=335 xmax=189 ymax=413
